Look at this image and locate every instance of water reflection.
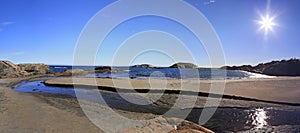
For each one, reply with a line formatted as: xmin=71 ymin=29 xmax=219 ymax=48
xmin=250 ymin=108 xmax=268 ymax=129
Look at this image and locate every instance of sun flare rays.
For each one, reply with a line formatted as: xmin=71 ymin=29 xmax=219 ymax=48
xmin=257 ymin=13 xmax=277 ymax=37
xmin=256 ymin=0 xmax=279 ymax=39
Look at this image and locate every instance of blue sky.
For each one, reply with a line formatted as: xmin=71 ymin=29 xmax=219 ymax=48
xmin=0 ymin=0 xmax=299 ymax=67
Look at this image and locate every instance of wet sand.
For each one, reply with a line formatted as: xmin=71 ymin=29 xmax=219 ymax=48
xmin=45 ymin=77 xmax=300 ymax=104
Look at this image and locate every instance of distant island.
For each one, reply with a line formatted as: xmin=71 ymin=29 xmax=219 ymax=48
xmin=221 ymin=58 xmax=300 ymax=76
xmin=130 ymin=64 xmax=156 ymax=68
xmin=169 ymin=62 xmax=198 ymax=69
xmin=130 ymin=63 xmax=198 ymax=69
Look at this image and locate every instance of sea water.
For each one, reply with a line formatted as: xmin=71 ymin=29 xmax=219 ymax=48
xmin=49 ymin=65 xmax=274 ymax=79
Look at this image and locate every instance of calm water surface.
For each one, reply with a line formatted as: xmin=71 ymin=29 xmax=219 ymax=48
xmin=49 ymin=65 xmax=274 ymax=79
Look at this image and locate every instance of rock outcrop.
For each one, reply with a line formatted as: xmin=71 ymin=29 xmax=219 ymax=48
xmin=0 ymin=60 xmax=50 ymax=78
xmin=0 ymin=61 xmax=28 ymax=78
xmin=261 ymin=60 xmax=300 ymax=76
xmin=221 ymin=58 xmax=300 ymax=76
xmin=18 ymin=63 xmax=50 ymax=74
xmin=169 ymin=63 xmax=198 ymax=68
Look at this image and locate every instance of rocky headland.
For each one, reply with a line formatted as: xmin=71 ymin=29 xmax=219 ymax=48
xmin=221 ymin=58 xmax=300 ymax=76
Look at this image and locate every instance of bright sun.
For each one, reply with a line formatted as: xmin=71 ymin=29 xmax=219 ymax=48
xmin=257 ymin=13 xmax=277 ymax=36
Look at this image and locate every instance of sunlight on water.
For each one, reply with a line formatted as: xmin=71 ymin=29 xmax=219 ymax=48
xmin=251 ymin=108 xmax=268 ymax=129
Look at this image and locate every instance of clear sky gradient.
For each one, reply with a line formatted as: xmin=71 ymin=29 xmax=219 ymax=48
xmin=1 ymin=0 xmax=299 ymax=67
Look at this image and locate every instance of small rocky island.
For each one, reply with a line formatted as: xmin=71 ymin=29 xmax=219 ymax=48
xmin=130 ymin=64 xmax=156 ymax=68
xmin=169 ymin=62 xmax=198 ymax=68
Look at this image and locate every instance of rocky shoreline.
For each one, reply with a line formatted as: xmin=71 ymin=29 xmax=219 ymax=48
xmin=221 ymin=58 xmax=300 ymax=76
xmin=0 ymin=60 xmax=50 ymax=78
xmin=1 ymin=59 xmax=300 ymax=132
xmin=3 ymin=59 xmax=300 ymax=79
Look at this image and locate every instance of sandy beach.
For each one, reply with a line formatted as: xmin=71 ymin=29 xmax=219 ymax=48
xmin=1 ymin=76 xmax=219 ymax=133
xmin=40 ymin=76 xmax=300 ymax=132
xmin=1 ymin=67 xmax=299 ymax=132
xmin=0 ymin=77 xmax=103 ymax=132
xmin=0 ymin=75 xmax=299 ymax=132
